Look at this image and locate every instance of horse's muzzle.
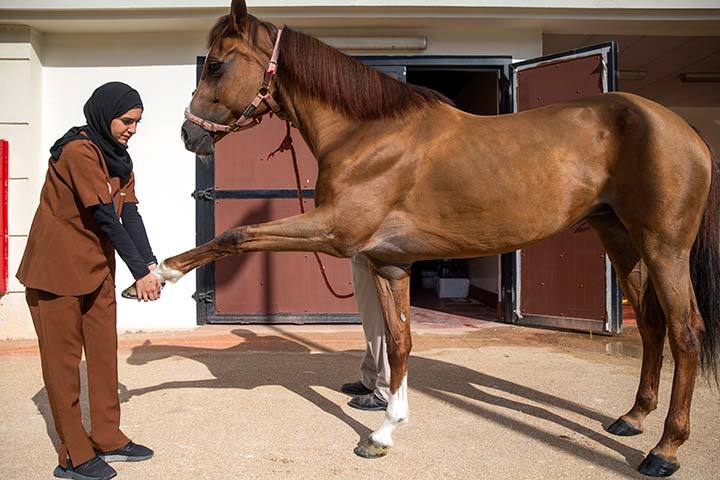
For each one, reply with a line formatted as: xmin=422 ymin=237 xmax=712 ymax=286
xmin=181 ymin=120 xmax=215 ymax=156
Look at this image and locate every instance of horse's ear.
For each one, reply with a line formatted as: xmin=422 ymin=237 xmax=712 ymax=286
xmin=229 ymin=0 xmax=248 ymax=32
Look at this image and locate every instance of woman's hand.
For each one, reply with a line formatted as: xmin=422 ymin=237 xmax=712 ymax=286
xmin=135 ymin=268 xmax=162 ymax=302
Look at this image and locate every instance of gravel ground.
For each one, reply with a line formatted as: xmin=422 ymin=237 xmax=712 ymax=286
xmin=1 ymin=321 xmax=718 ymax=480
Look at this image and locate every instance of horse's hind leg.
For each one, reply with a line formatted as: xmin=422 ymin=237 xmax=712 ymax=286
xmin=589 ymin=213 xmax=667 ymax=437
xmin=354 ymin=261 xmax=411 ymax=459
xmin=634 ymin=246 xmax=703 ymax=477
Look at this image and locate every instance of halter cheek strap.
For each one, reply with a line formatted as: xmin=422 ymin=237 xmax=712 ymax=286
xmin=184 ymin=28 xmax=284 ymax=134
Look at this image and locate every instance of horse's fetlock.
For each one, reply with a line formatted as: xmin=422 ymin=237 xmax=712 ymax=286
xmin=664 ymin=417 xmax=690 ymax=443
xmin=636 ymin=391 xmax=658 ymax=412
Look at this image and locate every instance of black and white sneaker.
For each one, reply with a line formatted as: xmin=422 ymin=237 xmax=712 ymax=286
xmin=96 ymin=441 xmax=154 ymax=463
xmin=348 ymin=393 xmax=388 ymax=411
xmin=340 ymin=380 xmax=374 ymax=396
xmin=53 ymin=456 xmax=116 ymax=480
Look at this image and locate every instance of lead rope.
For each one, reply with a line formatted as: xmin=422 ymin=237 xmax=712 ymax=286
xmin=266 ymin=121 xmax=354 ymax=299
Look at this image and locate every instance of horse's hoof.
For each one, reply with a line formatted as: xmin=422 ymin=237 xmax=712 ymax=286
xmin=121 ymin=284 xmax=138 ymax=299
xmin=606 ymin=417 xmax=642 ymax=436
xmin=638 ymin=452 xmax=680 ymax=477
xmin=354 ymin=439 xmax=390 ymax=459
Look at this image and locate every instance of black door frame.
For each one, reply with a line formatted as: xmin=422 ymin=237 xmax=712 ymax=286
xmin=194 ymin=55 xmax=516 ymax=324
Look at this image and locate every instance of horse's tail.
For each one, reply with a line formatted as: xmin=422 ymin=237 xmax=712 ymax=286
xmin=690 ymin=128 xmax=720 ymax=385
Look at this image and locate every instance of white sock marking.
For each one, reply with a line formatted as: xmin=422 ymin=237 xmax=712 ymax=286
xmin=153 ymin=261 xmax=185 ymax=284
xmin=369 ymin=375 xmax=409 ymax=447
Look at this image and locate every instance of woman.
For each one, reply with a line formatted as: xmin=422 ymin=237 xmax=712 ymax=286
xmin=17 ymin=82 xmax=162 ymax=480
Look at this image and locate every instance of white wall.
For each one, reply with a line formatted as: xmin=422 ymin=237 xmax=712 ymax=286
xmin=42 ymin=65 xmax=199 ymax=332
xmin=0 ymin=19 xmax=542 ymax=338
xmin=39 ymin=31 xmax=210 ymax=333
xmin=0 ymin=25 xmax=44 ymax=339
xmin=6 ymin=1 xmax=719 ymax=9
xmin=0 ymin=5 xmax=712 ymax=338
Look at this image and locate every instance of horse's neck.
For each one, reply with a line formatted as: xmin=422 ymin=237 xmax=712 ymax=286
xmin=277 ymin=85 xmax=359 ymax=162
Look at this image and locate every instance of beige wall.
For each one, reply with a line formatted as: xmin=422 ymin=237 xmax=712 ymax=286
xmin=5 ymin=1 xmax=719 ymax=9
xmin=0 ymin=26 xmax=43 ymax=338
xmin=0 ymin=2 xmax=717 ymax=338
xmin=0 ymin=21 xmax=541 ymax=339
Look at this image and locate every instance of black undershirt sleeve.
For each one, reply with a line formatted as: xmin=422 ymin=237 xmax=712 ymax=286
xmin=120 ymin=202 xmax=157 ymax=266
xmin=91 ymin=202 xmax=150 ymax=280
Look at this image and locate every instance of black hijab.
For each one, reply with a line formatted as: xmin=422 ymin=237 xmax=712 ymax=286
xmin=50 ymin=82 xmax=143 ymax=180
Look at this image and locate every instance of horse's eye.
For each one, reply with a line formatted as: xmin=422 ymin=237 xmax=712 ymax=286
xmin=207 ymin=61 xmax=223 ymax=75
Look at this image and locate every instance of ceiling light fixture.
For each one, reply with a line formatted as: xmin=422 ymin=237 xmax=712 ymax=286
xmin=618 ymin=70 xmax=647 ymax=81
xmin=318 ymin=36 xmax=428 ymax=51
xmin=680 ymin=72 xmax=720 ymax=83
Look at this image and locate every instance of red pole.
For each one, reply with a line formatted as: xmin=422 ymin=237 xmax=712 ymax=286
xmin=0 ymin=140 xmax=8 ymax=294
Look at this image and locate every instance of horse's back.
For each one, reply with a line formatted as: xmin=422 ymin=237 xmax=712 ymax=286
xmin=365 ymin=92 xmax=712 ymax=260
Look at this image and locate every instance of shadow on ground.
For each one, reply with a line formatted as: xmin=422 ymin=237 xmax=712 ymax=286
xmin=32 ymin=328 xmax=648 ymax=477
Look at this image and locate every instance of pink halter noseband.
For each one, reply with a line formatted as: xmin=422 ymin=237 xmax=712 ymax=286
xmin=184 ymin=28 xmax=284 ymax=134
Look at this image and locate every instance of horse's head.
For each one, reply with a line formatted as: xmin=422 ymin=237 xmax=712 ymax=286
xmin=126 ymin=340 xmax=175 ymax=365
xmin=181 ymin=0 xmax=278 ymax=155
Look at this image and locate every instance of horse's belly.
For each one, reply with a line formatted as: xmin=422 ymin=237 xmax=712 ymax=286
xmin=381 ymin=175 xmax=605 ymax=260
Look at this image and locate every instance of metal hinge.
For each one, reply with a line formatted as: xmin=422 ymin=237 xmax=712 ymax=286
xmin=192 ymin=290 xmax=214 ymax=303
xmin=191 ymin=188 xmax=214 ymax=201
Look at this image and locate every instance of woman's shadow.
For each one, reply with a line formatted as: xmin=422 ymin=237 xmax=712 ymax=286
xmin=105 ymin=327 xmax=649 ymax=476
xmin=31 ymin=364 xmax=130 ymax=455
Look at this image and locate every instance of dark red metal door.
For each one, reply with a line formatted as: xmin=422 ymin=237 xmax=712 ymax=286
xmin=509 ymin=43 xmax=622 ymax=333
xmin=204 ymin=115 xmax=357 ymax=323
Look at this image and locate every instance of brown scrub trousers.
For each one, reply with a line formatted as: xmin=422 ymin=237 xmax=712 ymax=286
xmin=26 ymin=276 xmax=129 ymax=467
xmin=17 ymin=138 xmax=138 ymax=468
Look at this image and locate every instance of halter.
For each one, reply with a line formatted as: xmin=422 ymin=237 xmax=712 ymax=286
xmin=184 ymin=28 xmax=284 ymax=134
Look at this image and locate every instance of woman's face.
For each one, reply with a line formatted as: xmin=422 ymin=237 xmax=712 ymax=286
xmin=110 ymin=107 xmax=143 ymax=145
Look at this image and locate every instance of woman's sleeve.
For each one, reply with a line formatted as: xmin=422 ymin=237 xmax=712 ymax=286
xmin=92 ymin=202 xmax=151 ymax=280
xmin=121 ymin=202 xmax=157 ymax=266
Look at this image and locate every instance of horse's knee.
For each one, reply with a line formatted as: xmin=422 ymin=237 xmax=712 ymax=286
xmin=215 ymin=227 xmax=247 ymax=250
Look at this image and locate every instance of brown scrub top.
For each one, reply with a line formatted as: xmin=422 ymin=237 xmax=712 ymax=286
xmin=17 ymin=138 xmax=138 ymax=296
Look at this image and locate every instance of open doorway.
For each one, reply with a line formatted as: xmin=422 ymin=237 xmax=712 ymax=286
xmin=405 ymin=68 xmax=501 ymax=321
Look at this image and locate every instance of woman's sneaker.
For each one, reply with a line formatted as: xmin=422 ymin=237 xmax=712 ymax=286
xmin=96 ymin=441 xmax=154 ymax=463
xmin=53 ymin=456 xmax=116 ymax=480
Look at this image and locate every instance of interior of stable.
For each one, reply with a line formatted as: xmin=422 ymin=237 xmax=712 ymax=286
xmin=404 ymin=68 xmax=502 ymax=320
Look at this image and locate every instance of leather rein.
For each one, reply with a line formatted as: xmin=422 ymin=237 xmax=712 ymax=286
xmin=184 ymin=28 xmax=284 ymax=133
xmin=184 ymin=28 xmax=353 ymax=299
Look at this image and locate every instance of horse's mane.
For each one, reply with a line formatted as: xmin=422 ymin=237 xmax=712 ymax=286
xmin=209 ymin=15 xmax=453 ymax=121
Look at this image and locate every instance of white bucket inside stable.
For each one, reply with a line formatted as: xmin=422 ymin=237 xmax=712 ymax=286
xmin=435 ymin=278 xmax=470 ymax=298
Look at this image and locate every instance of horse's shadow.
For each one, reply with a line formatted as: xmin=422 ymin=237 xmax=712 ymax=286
xmin=113 ymin=327 xmax=647 ymax=476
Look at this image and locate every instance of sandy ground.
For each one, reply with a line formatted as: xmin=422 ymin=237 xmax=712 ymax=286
xmin=1 ymin=319 xmax=718 ymax=480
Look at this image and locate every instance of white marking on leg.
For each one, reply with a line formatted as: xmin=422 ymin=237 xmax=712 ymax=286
xmin=369 ymin=375 xmax=409 ymax=447
xmin=152 ymin=261 xmax=185 ymax=284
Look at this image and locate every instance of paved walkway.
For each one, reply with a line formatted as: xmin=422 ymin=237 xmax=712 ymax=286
xmin=1 ymin=311 xmax=718 ymax=479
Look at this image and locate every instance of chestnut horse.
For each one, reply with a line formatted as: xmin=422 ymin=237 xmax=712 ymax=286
xmin=152 ymin=0 xmax=719 ymax=476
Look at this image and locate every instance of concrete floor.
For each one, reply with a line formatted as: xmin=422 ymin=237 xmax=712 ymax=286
xmin=1 ymin=311 xmax=718 ymax=480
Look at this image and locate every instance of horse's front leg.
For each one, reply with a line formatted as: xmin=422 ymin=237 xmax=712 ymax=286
xmin=153 ymin=209 xmax=342 ymax=283
xmin=354 ymin=261 xmax=412 ymax=459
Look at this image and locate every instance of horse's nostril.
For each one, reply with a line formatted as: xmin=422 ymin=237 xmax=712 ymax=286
xmin=181 ymin=125 xmax=189 ymax=143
